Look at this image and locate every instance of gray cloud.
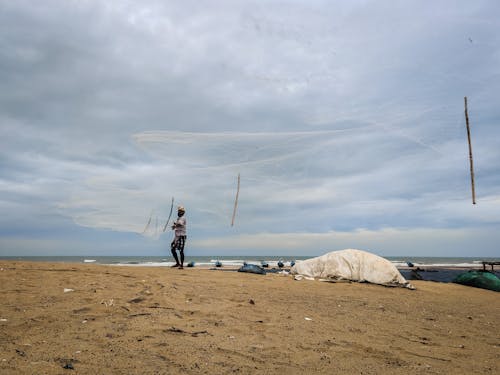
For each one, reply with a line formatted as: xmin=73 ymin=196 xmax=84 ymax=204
xmin=1 ymin=0 xmax=499 ymax=256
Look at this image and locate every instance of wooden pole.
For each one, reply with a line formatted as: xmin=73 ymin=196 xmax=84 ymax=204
xmin=143 ymin=210 xmax=153 ymax=234
xmin=231 ymin=173 xmax=240 ymax=226
xmin=464 ymin=97 xmax=476 ymax=204
xmin=163 ymin=197 xmax=174 ymax=232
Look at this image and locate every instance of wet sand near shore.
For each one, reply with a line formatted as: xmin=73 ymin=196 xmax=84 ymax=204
xmin=1 ymin=261 xmax=498 ymax=374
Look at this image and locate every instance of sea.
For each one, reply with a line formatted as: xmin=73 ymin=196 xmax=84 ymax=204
xmin=1 ymin=255 xmax=499 ymax=283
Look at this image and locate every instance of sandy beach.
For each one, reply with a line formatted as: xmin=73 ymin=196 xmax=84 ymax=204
xmin=0 ymin=261 xmax=498 ymax=374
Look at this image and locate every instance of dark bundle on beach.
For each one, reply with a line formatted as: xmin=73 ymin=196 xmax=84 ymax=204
xmin=453 ymin=270 xmax=500 ymax=292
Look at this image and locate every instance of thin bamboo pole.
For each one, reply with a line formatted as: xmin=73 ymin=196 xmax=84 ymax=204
xmin=464 ymin=97 xmax=476 ymax=204
xmin=143 ymin=210 xmax=153 ymax=233
xmin=163 ymin=197 xmax=174 ymax=232
xmin=231 ymin=173 xmax=240 ymax=226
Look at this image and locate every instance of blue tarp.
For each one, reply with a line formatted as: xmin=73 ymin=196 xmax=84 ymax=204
xmin=238 ymin=264 xmax=266 ymax=275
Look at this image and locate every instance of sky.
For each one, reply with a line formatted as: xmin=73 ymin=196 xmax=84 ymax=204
xmin=1 ymin=0 xmax=499 ymax=257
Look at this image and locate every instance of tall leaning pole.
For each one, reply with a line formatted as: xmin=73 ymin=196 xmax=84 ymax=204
xmin=464 ymin=96 xmax=476 ymax=205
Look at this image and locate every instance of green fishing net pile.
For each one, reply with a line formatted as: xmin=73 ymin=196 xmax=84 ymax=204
xmin=453 ymin=270 xmax=500 ymax=292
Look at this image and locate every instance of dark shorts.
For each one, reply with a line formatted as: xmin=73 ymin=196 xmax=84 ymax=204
xmin=171 ymin=236 xmax=186 ymax=251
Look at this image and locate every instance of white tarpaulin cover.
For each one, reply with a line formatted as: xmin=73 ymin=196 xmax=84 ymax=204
xmin=291 ymin=249 xmax=414 ymax=289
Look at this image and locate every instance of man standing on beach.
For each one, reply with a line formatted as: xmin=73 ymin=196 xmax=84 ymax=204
xmin=171 ymin=206 xmax=187 ymax=269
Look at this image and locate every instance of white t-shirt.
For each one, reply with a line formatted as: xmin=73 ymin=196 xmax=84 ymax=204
xmin=174 ymin=216 xmax=187 ymax=236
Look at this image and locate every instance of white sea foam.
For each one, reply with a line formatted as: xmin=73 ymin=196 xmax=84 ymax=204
xmin=414 ymin=262 xmax=480 ymax=268
xmin=210 ymin=259 xmax=245 ymax=266
xmin=75 ymin=256 xmax=492 ymax=269
xmin=109 ymin=259 xmax=300 ymax=268
xmin=391 ymin=262 xmax=411 ymax=267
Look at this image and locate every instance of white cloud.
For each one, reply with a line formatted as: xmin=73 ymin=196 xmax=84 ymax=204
xmin=193 ymin=226 xmax=500 ymax=257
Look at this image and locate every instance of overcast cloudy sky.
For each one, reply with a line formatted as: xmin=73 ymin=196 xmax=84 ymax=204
xmin=1 ymin=0 xmax=499 ymax=257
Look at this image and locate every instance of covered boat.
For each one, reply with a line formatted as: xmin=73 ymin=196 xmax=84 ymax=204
xmin=291 ymin=249 xmax=414 ymax=289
